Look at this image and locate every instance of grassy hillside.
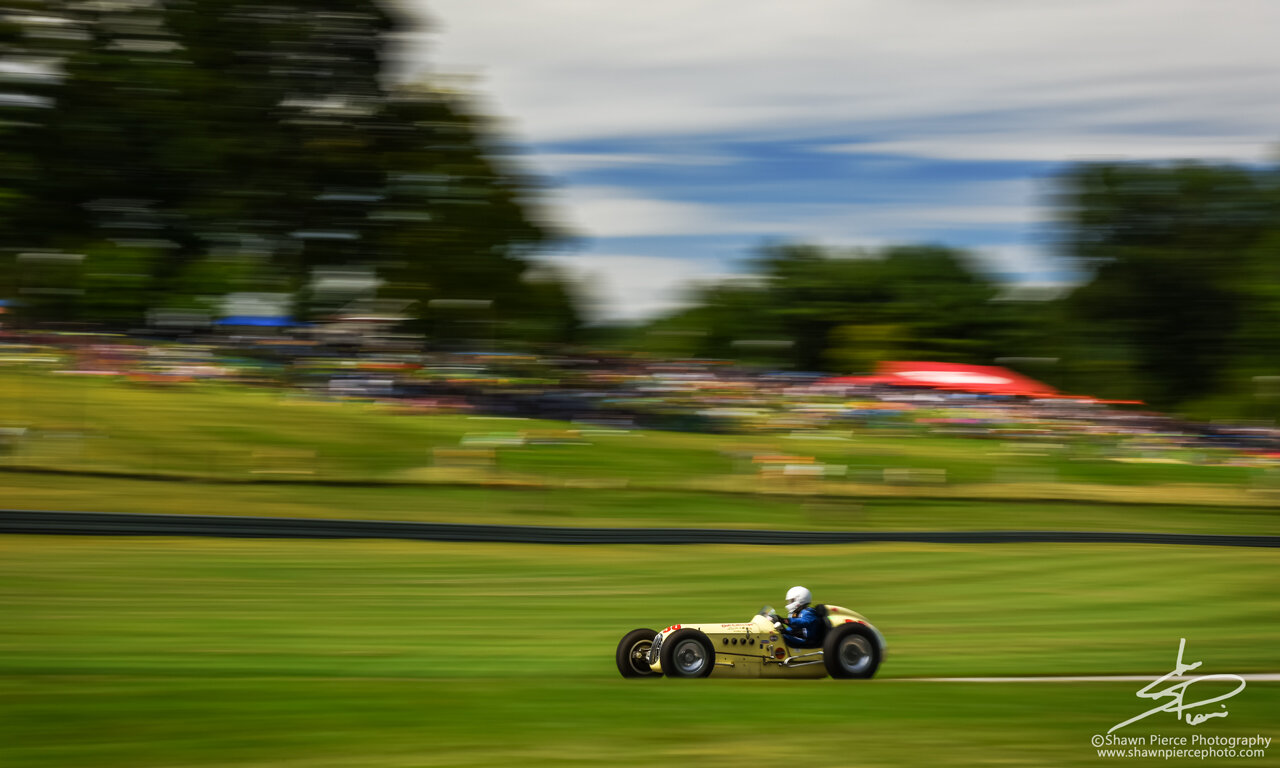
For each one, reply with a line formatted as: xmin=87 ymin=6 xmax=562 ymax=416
xmin=5 ymin=371 xmax=1280 ymax=511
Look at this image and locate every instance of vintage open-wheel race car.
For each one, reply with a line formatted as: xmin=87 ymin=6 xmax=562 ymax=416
xmin=616 ymin=604 xmax=885 ymax=679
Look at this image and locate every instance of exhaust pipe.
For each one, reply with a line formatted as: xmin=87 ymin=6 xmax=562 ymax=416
xmin=781 ymin=651 xmax=824 ymax=668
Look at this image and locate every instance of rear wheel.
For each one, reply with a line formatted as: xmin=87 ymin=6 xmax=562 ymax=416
xmin=660 ymin=629 xmax=715 ymax=678
xmin=823 ymin=624 xmax=881 ymax=679
xmin=616 ymin=628 xmax=659 ymax=678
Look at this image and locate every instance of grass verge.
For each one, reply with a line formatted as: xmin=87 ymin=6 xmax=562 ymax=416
xmin=4 ymin=471 xmax=1279 ymax=533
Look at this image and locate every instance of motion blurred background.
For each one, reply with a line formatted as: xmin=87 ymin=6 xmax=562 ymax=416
xmin=1 ymin=2 xmax=1277 ymax=766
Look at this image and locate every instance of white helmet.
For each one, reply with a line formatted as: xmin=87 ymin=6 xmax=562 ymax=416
xmin=785 ymin=585 xmax=811 ymax=615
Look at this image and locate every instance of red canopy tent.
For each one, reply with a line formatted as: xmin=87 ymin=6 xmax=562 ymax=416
xmin=822 ymin=361 xmax=1058 ymax=398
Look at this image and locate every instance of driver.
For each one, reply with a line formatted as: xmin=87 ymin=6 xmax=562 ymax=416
xmin=776 ymin=585 xmax=824 ymax=648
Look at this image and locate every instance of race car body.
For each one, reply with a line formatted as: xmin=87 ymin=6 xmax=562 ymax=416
xmin=616 ymin=604 xmax=884 ymax=679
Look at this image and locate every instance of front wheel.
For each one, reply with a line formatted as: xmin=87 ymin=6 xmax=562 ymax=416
xmin=823 ymin=624 xmax=881 ymax=679
xmin=616 ymin=628 xmax=660 ymax=678
xmin=660 ymin=629 xmax=715 ymax=678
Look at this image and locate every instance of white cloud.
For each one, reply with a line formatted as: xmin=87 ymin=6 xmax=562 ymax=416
xmin=404 ymin=0 xmax=1279 ymax=162
xmin=550 ymin=185 xmax=777 ymax=237
xmin=825 ymin=135 xmax=1277 ymax=164
xmin=549 ymin=180 xmax=1045 ymax=241
xmin=531 ymin=152 xmax=732 ymax=175
xmin=967 ymin=243 xmax=1062 ymax=281
xmin=538 ymin=253 xmax=723 ymax=321
xmin=835 ymin=204 xmax=1043 ymax=228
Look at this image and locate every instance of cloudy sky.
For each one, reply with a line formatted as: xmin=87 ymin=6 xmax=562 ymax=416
xmin=398 ymin=0 xmax=1279 ymax=321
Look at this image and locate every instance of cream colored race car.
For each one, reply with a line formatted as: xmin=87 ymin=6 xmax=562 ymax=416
xmin=616 ymin=604 xmax=884 ymax=679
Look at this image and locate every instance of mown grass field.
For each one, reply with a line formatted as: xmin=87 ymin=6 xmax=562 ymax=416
xmin=1 ymin=537 xmax=1277 ymax=766
xmin=6 ymin=677 xmax=1275 ymax=767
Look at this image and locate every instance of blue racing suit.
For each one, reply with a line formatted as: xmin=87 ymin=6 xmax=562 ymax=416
xmin=780 ymin=606 xmax=826 ymax=648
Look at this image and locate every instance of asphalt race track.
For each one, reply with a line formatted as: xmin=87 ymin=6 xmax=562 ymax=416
xmin=2 ymin=509 xmax=1279 ymax=547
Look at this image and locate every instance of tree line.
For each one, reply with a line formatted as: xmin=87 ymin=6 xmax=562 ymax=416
xmin=2 ymin=2 xmax=1278 ymax=413
xmin=636 ymin=161 xmax=1280 ymax=415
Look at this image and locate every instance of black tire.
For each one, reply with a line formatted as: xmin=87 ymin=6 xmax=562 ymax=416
xmin=616 ymin=628 xmax=660 ymax=678
xmin=823 ymin=624 xmax=881 ymax=679
xmin=660 ymin=629 xmax=715 ymax=678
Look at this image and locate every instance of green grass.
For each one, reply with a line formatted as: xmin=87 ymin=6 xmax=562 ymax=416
xmin=4 ymin=677 xmax=1276 ymax=767
xmin=4 ymin=538 xmax=1275 ymax=678
xmin=5 ymin=371 xmax=1277 ymax=509
xmin=1 ymin=537 xmax=1276 ymax=766
xmin=4 ymin=470 xmax=1280 ymax=533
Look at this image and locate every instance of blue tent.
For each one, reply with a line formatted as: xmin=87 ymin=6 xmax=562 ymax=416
xmin=215 ymin=316 xmax=293 ymax=327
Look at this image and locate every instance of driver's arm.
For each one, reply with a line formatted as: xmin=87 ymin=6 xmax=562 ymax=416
xmin=782 ymin=609 xmax=820 ymax=644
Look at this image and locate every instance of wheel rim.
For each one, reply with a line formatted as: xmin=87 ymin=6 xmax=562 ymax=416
xmin=627 ymin=640 xmax=652 ymax=674
xmin=672 ymin=638 xmax=707 ymax=675
xmin=838 ymin=635 xmax=873 ymax=673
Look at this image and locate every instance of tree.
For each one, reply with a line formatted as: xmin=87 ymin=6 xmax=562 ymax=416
xmin=2 ymin=0 xmax=577 ymax=339
xmin=1055 ymin=161 xmax=1280 ymax=406
xmin=748 ymin=243 xmax=1007 ymax=370
xmin=642 ymin=242 xmax=1014 ymax=372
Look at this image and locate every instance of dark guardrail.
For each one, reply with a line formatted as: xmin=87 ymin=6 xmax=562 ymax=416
xmin=1 ymin=510 xmax=1277 ymax=547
